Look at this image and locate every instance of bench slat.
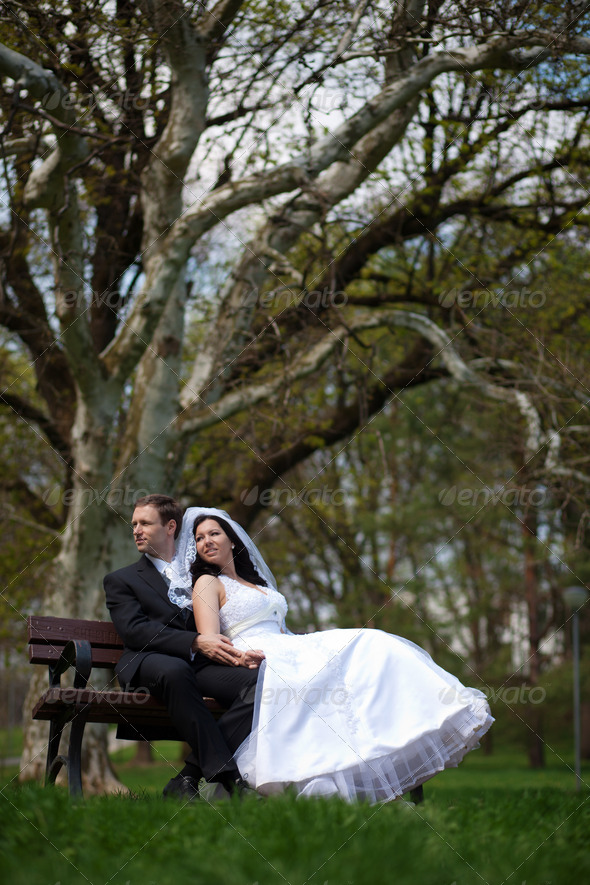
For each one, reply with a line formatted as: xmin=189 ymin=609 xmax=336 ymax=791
xmin=29 ymin=645 xmax=122 ymax=667
xmin=28 ymin=616 xmax=122 ymax=648
xmin=28 ymin=615 xmax=125 ymax=667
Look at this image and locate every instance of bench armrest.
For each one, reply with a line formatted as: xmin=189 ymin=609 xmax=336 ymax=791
xmin=49 ymin=639 xmax=93 ymax=689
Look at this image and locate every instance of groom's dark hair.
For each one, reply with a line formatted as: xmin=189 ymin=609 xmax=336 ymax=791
xmin=190 ymin=514 xmax=268 ymax=587
xmin=134 ymin=494 xmax=183 ymax=539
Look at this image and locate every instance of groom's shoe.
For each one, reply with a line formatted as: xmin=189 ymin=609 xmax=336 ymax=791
xmin=163 ymin=773 xmax=201 ymax=802
xmin=226 ymin=776 xmax=259 ymax=799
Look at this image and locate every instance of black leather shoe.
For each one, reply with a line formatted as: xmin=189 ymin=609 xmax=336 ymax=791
xmin=163 ymin=773 xmax=201 ymax=801
xmin=227 ymin=776 xmax=259 ymax=799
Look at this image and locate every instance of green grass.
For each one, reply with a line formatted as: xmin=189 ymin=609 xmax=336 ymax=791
xmin=0 ymin=725 xmax=23 ymax=759
xmin=1 ymin=748 xmax=589 ymax=885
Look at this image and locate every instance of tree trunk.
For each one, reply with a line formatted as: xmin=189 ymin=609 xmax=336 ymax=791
xmin=19 ymin=395 xmax=149 ymax=789
xmin=523 ymin=504 xmax=545 ymax=769
xmin=134 ymin=742 xmax=154 ymax=765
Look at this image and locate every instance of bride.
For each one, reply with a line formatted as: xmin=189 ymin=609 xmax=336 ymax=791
xmin=169 ymin=506 xmax=493 ymax=803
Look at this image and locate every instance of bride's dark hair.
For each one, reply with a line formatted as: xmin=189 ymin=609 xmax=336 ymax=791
xmin=189 ymin=514 xmax=269 ymax=587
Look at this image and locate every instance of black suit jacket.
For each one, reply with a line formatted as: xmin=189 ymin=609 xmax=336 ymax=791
xmin=104 ymin=555 xmax=198 ymax=687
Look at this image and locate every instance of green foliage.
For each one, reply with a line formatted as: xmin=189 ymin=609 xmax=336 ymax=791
xmin=0 ymin=359 xmax=62 ymax=643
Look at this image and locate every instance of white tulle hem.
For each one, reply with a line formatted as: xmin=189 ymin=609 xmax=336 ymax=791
xmin=238 ymin=701 xmax=493 ymax=804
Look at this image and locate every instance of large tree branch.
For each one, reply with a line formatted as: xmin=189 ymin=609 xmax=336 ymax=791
xmin=0 ymin=42 xmax=88 ymax=209
xmin=171 ymin=35 xmax=568 ymax=244
xmin=312 ymin=156 xmax=590 ymax=310
xmin=228 ymin=339 xmax=438 ymax=525
xmin=165 ymin=30 xmax=590 ymax=251
xmin=0 ymin=268 xmax=76 ymax=449
xmin=0 ymin=42 xmax=106 ymax=397
xmin=101 ymin=24 xmax=590 ymax=389
xmin=0 ymin=391 xmax=71 ymax=461
xmin=366 ymin=310 xmax=546 ymax=459
xmin=197 ymin=0 xmax=244 ymax=57
xmin=1 ymin=477 xmax=63 ymax=532
xmin=180 ymin=99 xmax=421 ymax=407
xmin=100 ymin=0 xmax=231 ymax=385
xmin=0 ymin=138 xmax=79 ymax=441
xmin=175 ymin=309 xmax=540 ymax=446
xmin=139 ymin=0 xmax=209 ymax=251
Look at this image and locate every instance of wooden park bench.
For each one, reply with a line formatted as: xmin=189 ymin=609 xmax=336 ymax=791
xmin=27 ymin=614 xmax=424 ymax=803
xmin=27 ymin=615 xmax=223 ymax=797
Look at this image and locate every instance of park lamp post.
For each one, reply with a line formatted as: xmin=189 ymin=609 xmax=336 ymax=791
xmin=563 ymin=585 xmax=589 ymax=792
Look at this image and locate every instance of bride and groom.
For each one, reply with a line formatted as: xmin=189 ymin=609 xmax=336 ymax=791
xmin=104 ymin=494 xmax=492 ymax=802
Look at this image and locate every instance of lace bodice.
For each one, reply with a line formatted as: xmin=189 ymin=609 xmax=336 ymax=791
xmin=218 ymin=575 xmax=288 ymax=637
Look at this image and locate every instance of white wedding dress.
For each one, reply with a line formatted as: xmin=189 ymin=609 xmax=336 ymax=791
xmin=218 ymin=575 xmax=493 ymax=803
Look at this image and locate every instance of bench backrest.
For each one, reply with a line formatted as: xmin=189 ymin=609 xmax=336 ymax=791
xmin=28 ymin=615 xmax=123 ymax=668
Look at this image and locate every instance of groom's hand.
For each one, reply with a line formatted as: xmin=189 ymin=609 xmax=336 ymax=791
xmin=193 ymin=633 xmax=244 ymax=665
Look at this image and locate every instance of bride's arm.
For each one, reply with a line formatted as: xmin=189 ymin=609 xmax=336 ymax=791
xmin=193 ymin=574 xmax=224 ymax=632
xmin=192 ymin=575 xmax=242 ymax=666
xmin=192 ymin=575 xmax=263 ymax=668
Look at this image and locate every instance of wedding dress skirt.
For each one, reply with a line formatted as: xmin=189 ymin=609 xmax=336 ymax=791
xmin=218 ymin=576 xmax=493 ymax=803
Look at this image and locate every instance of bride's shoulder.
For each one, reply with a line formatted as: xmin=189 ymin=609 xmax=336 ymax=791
xmin=193 ymin=573 xmax=224 ymax=596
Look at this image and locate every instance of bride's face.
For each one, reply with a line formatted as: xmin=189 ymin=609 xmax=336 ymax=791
xmin=194 ymin=518 xmax=234 ymax=570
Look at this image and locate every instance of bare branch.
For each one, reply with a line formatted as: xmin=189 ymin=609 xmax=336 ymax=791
xmin=173 ymin=30 xmax=590 ymax=246
xmin=177 ymin=308 xmax=541 ymax=443
xmin=0 ymin=391 xmax=70 ymax=461
xmin=0 ymin=41 xmax=88 ymax=209
xmin=105 ymin=21 xmax=590 ymax=388
xmin=196 ymin=0 xmax=244 ymax=46
xmin=334 ymin=0 xmax=372 ymax=58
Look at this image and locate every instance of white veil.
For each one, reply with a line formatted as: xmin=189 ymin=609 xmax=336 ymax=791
xmin=167 ymin=506 xmax=277 ymax=609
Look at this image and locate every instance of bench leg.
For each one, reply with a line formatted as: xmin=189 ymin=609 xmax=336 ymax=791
xmin=44 ymin=709 xmax=87 ymax=797
xmin=409 ymin=784 xmax=424 ymax=804
xmin=46 ymin=715 xmax=68 ymax=786
xmin=66 ymin=709 xmax=88 ymax=798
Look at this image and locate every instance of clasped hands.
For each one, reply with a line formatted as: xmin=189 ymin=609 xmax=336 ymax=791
xmin=193 ymin=633 xmax=265 ymax=669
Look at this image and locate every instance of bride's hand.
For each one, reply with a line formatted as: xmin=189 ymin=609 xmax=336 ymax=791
xmin=193 ymin=633 xmax=243 ymax=665
xmin=241 ymin=649 xmax=265 ymax=669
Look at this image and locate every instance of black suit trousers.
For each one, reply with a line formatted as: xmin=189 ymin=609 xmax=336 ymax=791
xmin=135 ymin=652 xmax=258 ymax=782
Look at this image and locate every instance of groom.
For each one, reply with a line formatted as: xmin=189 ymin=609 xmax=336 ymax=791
xmin=103 ymin=494 xmax=261 ymax=800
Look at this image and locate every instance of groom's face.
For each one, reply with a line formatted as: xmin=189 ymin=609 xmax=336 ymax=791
xmin=132 ymin=504 xmax=176 ymax=561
